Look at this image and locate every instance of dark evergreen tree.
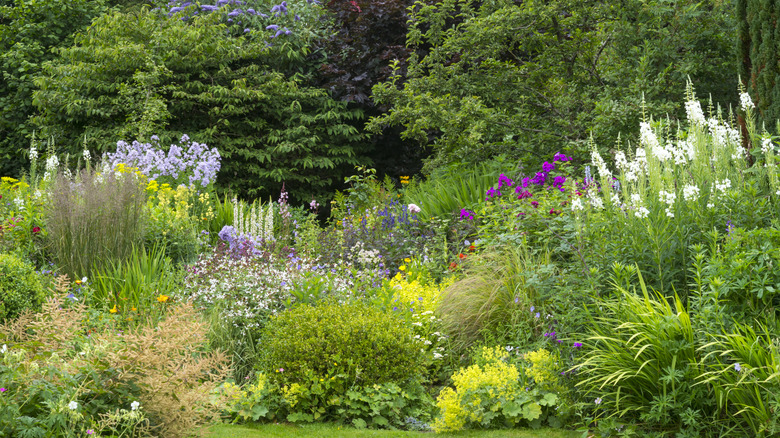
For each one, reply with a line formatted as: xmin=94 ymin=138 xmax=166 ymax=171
xmin=738 ymin=0 xmax=780 ymax=129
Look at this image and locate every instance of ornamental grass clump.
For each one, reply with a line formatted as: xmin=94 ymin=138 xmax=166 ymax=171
xmin=574 ymin=269 xmax=716 ymax=436
xmin=45 ymin=168 xmax=146 ymax=280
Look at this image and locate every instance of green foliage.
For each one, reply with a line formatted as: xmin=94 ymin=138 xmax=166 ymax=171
xmin=575 ymin=269 xmax=717 ymax=436
xmin=222 ymin=372 xmax=435 ymax=429
xmin=44 ymin=169 xmax=146 ymax=280
xmin=0 ymin=176 xmax=47 ymax=262
xmin=0 ymin=0 xmax=110 ymax=177
xmin=699 ymin=226 xmax=780 ymax=320
xmin=89 ymin=244 xmax=179 ymax=314
xmin=260 ymin=301 xmax=425 ymax=388
xmin=0 ymin=253 xmax=46 ymax=321
xmin=699 ymin=322 xmax=780 ymax=437
xmin=369 ymin=0 xmax=736 ymax=171
xmin=403 ymin=160 xmax=507 ymax=221
xmin=32 ymin=8 xmax=367 ymax=204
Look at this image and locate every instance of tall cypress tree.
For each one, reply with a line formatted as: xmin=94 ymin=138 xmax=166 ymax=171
xmin=739 ymin=0 xmax=780 ymax=128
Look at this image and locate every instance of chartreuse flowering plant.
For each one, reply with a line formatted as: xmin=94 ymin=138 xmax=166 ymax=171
xmin=432 ymin=346 xmax=567 ymax=432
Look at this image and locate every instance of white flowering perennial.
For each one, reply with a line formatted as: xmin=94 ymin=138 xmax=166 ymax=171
xmin=762 ymin=136 xmax=775 ymax=155
xmin=588 ymin=191 xmax=604 ymax=210
xmin=740 ymin=92 xmax=755 ymax=112
xmin=571 ymin=197 xmax=584 ymax=211
xmin=685 ymin=99 xmax=706 ymax=126
xmin=714 ymin=178 xmax=731 ymax=193
xmin=590 ymin=148 xmax=612 ymax=180
xmin=659 ymin=189 xmax=676 ymax=218
xmin=682 ymin=184 xmax=700 ymax=202
xmin=634 ymin=206 xmax=650 ymax=219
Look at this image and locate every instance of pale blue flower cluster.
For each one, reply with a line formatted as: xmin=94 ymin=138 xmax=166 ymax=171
xmin=105 ymin=134 xmax=221 ymax=188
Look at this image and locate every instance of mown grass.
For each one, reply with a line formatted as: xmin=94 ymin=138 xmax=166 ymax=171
xmin=204 ymin=423 xmax=582 ymax=438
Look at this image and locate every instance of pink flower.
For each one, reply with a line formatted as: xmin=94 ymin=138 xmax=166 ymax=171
xmin=87 ymin=430 xmax=94 ymax=435
xmin=0 ymin=388 xmax=6 ymax=392
xmin=32 ymin=226 xmax=41 ymax=233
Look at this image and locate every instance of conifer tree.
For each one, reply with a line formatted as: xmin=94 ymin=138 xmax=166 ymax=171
xmin=738 ymin=0 xmax=780 ymax=128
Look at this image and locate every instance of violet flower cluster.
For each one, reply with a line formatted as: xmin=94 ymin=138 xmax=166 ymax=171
xmin=485 ymin=153 xmax=574 ymax=202
xmin=160 ymin=0 xmax=319 ymax=38
xmin=105 ymin=134 xmax=221 ymax=188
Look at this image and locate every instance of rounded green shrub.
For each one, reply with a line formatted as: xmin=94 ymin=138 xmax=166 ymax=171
xmin=0 ymin=253 xmax=46 ymax=320
xmin=260 ymin=301 xmax=424 ymax=387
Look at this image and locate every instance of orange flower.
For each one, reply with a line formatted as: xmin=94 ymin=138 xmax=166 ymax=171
xmin=469 ymin=245 xmax=476 ymax=252
xmin=449 ymin=262 xmax=458 ymax=271
xmin=458 ymin=253 xmax=466 ymax=259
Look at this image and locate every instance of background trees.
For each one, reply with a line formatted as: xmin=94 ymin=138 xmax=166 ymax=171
xmin=368 ymin=0 xmax=737 ymax=172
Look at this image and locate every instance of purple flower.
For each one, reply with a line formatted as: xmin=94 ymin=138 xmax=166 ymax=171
xmin=735 ymin=363 xmax=742 ymax=372
xmin=531 ymin=172 xmax=547 ymax=185
xmin=266 ymin=24 xmax=279 ymax=31
xmin=459 ymin=209 xmax=475 ymax=220
xmin=270 ymin=1 xmax=288 ymax=16
xmin=553 ymin=153 xmax=571 ymax=162
xmin=542 ymin=161 xmax=555 ymax=173
xmin=201 ymin=4 xmax=219 ymax=11
xmin=573 ymin=342 xmax=583 ymax=348
xmin=516 ymin=189 xmax=533 ymax=199
xmin=553 ymin=175 xmax=566 ymax=188
xmin=497 ymin=173 xmax=514 ymax=189
xmin=106 ymin=135 xmax=220 ymax=188
xmin=218 ymin=226 xmax=237 ymax=243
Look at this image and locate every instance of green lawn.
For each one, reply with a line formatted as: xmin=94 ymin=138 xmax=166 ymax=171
xmin=203 ymin=423 xmax=583 ymax=438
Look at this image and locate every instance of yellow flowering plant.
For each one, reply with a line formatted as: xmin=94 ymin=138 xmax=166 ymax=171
xmin=432 ymin=346 xmax=567 ymax=432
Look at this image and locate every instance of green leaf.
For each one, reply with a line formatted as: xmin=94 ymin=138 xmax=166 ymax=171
xmin=521 ymin=402 xmax=542 ymax=421
xmin=539 ymin=392 xmax=558 ymax=406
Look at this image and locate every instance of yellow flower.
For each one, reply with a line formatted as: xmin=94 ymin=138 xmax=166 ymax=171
xmin=404 ymin=258 xmax=411 ymax=263
xmin=399 ymin=265 xmax=406 ymax=271
xmin=157 ymin=295 xmax=169 ymax=303
xmin=109 ymin=305 xmax=118 ymax=314
xmin=400 ymin=176 xmax=410 ymax=184
xmin=74 ymin=280 xmax=82 ymax=285
xmin=131 ymin=307 xmax=137 ymax=312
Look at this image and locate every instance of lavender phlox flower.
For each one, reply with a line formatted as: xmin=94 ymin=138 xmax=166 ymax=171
xmin=552 ymin=175 xmax=566 ymax=189
xmin=542 ymin=161 xmax=555 ymax=173
xmin=553 ymin=153 xmax=571 ymax=162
